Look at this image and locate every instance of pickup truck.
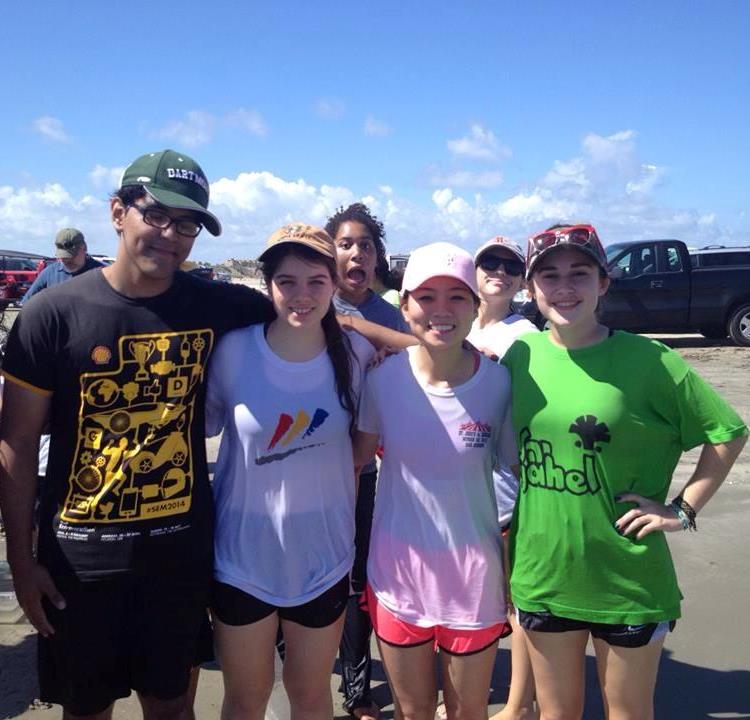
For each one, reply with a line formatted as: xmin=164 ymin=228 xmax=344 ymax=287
xmin=600 ymin=239 xmax=750 ymax=346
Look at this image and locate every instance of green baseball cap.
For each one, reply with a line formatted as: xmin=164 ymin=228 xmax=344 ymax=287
xmin=119 ymin=149 xmax=222 ymax=236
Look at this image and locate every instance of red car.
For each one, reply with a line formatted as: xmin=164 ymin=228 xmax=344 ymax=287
xmin=0 ymin=250 xmax=51 ymax=307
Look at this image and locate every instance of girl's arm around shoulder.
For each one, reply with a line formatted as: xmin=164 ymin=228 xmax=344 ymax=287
xmin=339 ymin=313 xmax=416 ymax=350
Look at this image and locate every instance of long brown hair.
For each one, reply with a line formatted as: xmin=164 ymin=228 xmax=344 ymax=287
xmin=260 ymin=244 xmax=357 ymax=434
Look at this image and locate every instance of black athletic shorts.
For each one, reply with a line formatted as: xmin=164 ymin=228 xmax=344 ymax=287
xmin=517 ymin=609 xmax=676 ymax=648
xmin=212 ymin=574 xmax=349 ymax=628
xmin=39 ymin=573 xmax=210 ymax=716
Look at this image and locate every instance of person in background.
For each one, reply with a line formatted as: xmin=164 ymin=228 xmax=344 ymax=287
xmin=468 ymin=237 xmax=537 ymax=359
xmin=372 ymin=257 xmax=403 ymax=309
xmin=503 ymin=223 xmax=747 ymax=720
xmin=22 ymin=228 xmax=103 ymax=303
xmin=324 ymin=203 xmax=409 ymax=720
xmin=467 ymin=235 xmax=538 ymax=720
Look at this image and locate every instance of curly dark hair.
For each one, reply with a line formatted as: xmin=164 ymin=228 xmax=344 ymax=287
xmin=112 ymin=185 xmax=148 ymax=205
xmin=325 ymin=203 xmax=387 ymax=267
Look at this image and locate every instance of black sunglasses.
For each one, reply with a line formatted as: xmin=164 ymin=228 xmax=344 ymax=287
xmin=477 ymin=255 xmax=525 ymax=277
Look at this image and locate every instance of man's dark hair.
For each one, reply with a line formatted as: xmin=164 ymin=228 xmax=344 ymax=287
xmin=325 ymin=203 xmax=387 ymax=267
xmin=112 ymin=185 xmax=148 ymax=205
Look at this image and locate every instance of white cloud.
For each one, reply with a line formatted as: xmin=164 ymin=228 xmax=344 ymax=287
xmin=226 ymin=108 xmax=267 ymax=137
xmin=625 ymin=164 xmax=666 ymax=195
xmin=363 ymin=115 xmax=391 ymax=137
xmin=3 ymin=129 xmax=744 ymax=263
xmin=447 ymin=124 xmax=511 ymax=162
xmin=428 ymin=169 xmax=504 ymax=189
xmin=432 ymin=188 xmax=454 ymax=208
xmin=89 ymin=164 xmax=126 ymax=191
xmin=154 ymin=110 xmax=216 ymax=148
xmin=0 ymin=183 xmax=115 ymax=255
xmin=543 ymin=158 xmax=588 ymax=191
xmin=154 ymin=108 xmax=268 ymax=148
xmin=314 ymin=98 xmax=345 ymax=119
xmin=495 ymin=191 xmax=579 ymax=223
xmin=31 ymin=116 xmax=70 ymax=144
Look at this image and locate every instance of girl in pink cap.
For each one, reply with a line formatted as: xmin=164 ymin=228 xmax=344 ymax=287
xmin=354 ymin=242 xmax=518 ymax=720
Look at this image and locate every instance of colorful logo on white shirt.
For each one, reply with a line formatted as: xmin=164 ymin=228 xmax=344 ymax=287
xmin=458 ymin=420 xmax=491 ymax=448
xmin=256 ymin=408 xmax=330 ymax=465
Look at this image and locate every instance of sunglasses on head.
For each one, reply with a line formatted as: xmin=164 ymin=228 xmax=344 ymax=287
xmin=477 ymin=255 xmax=525 ymax=277
xmin=528 ymin=225 xmax=605 ymax=265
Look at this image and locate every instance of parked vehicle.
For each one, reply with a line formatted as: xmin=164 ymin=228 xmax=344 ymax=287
xmin=521 ymin=240 xmax=750 ymax=346
xmin=90 ymin=254 xmax=116 ymax=265
xmin=689 ymin=245 xmax=750 ymax=269
xmin=602 ymin=239 xmax=750 ymax=345
xmin=0 ymin=250 xmax=50 ymax=308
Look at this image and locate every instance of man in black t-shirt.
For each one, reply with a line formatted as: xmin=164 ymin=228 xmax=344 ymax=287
xmin=0 ymin=149 xmax=273 ymax=719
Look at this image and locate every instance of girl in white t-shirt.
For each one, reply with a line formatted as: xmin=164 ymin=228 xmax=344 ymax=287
xmin=354 ymin=242 xmax=518 ymax=720
xmin=206 ymin=224 xmax=373 ymax=720
xmin=468 ymin=237 xmax=538 ymax=720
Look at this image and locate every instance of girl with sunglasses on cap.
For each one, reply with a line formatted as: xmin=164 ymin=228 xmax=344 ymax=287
xmin=205 ymin=223 xmax=375 ymax=720
xmin=468 ymin=236 xmax=538 ymax=361
xmin=353 ymin=242 xmax=518 ymax=720
xmin=467 ymin=237 xmax=539 ymax=720
xmin=502 ymin=224 xmax=747 ymax=719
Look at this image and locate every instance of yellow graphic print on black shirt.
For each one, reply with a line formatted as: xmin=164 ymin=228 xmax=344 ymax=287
xmin=63 ymin=329 xmax=214 ymax=523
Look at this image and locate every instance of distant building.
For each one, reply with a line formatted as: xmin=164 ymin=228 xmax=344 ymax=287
xmin=388 ymin=253 xmax=410 ymax=271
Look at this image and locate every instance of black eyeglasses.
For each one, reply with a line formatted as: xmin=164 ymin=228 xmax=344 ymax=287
xmin=128 ymin=204 xmax=203 ymax=238
xmin=477 ymin=255 xmax=525 ymax=277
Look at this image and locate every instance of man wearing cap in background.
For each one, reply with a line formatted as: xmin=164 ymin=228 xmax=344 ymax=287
xmin=22 ymin=228 xmax=103 ymax=303
xmin=0 ymin=149 xmax=273 ymax=720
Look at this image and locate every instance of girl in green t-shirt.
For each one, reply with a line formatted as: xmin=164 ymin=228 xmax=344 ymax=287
xmin=503 ymin=223 xmax=747 ymax=720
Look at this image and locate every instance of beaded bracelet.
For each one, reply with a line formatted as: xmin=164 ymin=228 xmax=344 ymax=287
xmin=670 ymin=497 xmax=698 ymax=532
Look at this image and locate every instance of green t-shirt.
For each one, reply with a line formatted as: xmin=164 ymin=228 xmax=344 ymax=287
xmin=503 ymin=331 xmax=747 ymax=624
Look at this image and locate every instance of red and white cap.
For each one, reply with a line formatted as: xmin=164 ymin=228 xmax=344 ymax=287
xmin=401 ymin=242 xmax=479 ymax=298
xmin=473 ymin=235 xmax=525 ymax=265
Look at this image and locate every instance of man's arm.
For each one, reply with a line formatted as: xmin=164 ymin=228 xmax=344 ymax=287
xmin=21 ymin=266 xmax=52 ymax=304
xmin=0 ymin=380 xmax=64 ymax=635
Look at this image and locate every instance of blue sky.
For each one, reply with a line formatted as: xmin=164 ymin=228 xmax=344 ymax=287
xmin=1 ymin=1 xmax=748 ymax=262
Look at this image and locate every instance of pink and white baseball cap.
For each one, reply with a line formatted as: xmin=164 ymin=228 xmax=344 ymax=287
xmin=401 ymin=242 xmax=479 ymax=298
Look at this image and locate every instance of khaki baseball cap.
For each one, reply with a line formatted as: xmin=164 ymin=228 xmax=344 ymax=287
xmin=258 ymin=223 xmax=335 ymax=261
xmin=54 ymin=228 xmax=85 ymax=258
xmin=119 ymin=149 xmax=222 ymax=236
